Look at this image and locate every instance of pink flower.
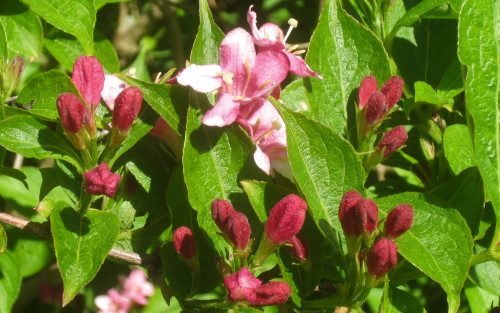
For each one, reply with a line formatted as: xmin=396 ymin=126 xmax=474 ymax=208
xmin=173 ymin=226 xmax=197 ymax=259
xmin=287 ymin=234 xmax=309 ymax=261
xmin=358 ymin=76 xmax=404 ymax=110
xmin=376 ymin=126 xmax=408 ymax=158
xmin=101 ymin=75 xmax=128 ymax=109
xmin=83 ymin=163 xmax=121 ymax=198
xmin=176 ymin=27 xmax=289 ymax=127
xmin=95 ymin=289 xmax=131 ymax=313
xmin=367 ymin=238 xmax=398 ymax=278
xmin=385 ymin=204 xmax=414 ymax=239
xmin=57 ymin=93 xmax=85 ymax=134
xmin=112 ymin=86 xmax=142 ymax=132
xmin=210 ymin=199 xmax=251 ymax=250
xmin=72 ymin=56 xmax=105 ymax=109
xmin=122 ymin=269 xmax=154 ymax=306
xmin=247 ymin=6 xmax=321 ymax=79
xmin=250 ymin=281 xmax=292 ymax=306
xmin=224 ymin=267 xmax=262 ymax=302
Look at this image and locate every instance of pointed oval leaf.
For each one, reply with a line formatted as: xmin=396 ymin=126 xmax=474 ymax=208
xmin=305 ymin=0 xmax=391 ymax=133
xmin=458 ymin=0 xmax=500 ymax=222
xmin=17 ymin=70 xmax=81 ymax=120
xmin=377 ymin=192 xmax=473 ymax=313
xmin=276 ymin=101 xmax=365 ymax=245
xmin=0 ymin=251 xmax=22 ymax=313
xmin=0 ymin=115 xmax=82 ymax=171
xmin=21 ymin=0 xmax=95 ymax=54
xmin=51 ymin=204 xmax=120 ymax=305
xmin=443 ymin=125 xmax=475 ymax=175
xmin=190 ymin=0 xmax=224 ymax=65
xmin=0 ymin=1 xmax=42 ymax=58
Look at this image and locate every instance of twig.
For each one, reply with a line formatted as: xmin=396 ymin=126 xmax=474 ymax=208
xmin=0 ymin=212 xmax=156 ymax=267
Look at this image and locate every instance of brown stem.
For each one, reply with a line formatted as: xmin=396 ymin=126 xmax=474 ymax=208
xmin=0 ymin=212 xmax=157 ymax=267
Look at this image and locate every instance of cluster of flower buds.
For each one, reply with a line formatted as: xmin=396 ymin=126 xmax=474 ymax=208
xmin=224 ymin=267 xmax=291 ymax=307
xmin=339 ymin=191 xmax=414 ymax=279
xmin=94 ymin=269 xmax=154 ymax=313
xmin=172 ymin=194 xmax=309 ymax=307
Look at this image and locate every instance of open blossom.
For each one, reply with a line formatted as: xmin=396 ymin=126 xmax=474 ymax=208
xmin=224 ymin=267 xmax=262 ymax=302
xmin=247 ymin=6 xmax=321 ymax=79
xmin=95 ymin=289 xmax=131 ymax=313
xmin=83 ymin=163 xmax=121 ymax=198
xmin=122 ymin=269 xmax=154 ymax=306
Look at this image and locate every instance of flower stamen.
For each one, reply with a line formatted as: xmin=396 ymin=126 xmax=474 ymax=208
xmin=283 ymin=18 xmax=298 ymax=44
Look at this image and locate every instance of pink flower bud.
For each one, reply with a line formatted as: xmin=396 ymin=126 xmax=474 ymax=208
xmin=72 ymin=56 xmax=105 ymax=108
xmin=356 ymin=198 xmax=379 ymax=235
xmin=377 ymin=126 xmax=408 ymax=158
xmin=380 ymin=76 xmax=404 ymax=109
xmin=112 ymin=87 xmax=142 ymax=132
xmin=367 ymin=237 xmax=398 ymax=278
xmin=57 ymin=93 xmax=85 ymax=133
xmin=364 ymin=92 xmax=387 ymax=125
xmin=211 ymin=199 xmax=235 ymax=234
xmin=250 ymin=281 xmax=292 ymax=306
xmin=339 ymin=190 xmax=363 ymax=223
xmin=265 ymin=194 xmax=307 ymax=245
xmin=173 ymin=226 xmax=197 ymax=259
xmin=358 ymin=76 xmax=378 ymax=109
xmin=287 ymin=234 xmax=309 ymax=261
xmin=224 ymin=267 xmax=261 ymax=302
xmin=226 ymin=211 xmax=251 ymax=250
xmin=83 ymin=163 xmax=121 ymax=198
xmin=385 ymin=204 xmax=414 ymax=239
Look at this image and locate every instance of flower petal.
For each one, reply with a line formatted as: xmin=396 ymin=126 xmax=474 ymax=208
xmin=284 ymin=51 xmax=322 ymax=78
xmin=254 ymin=145 xmax=272 ymax=175
xmin=202 ymin=93 xmax=241 ymax=127
xmin=219 ymin=28 xmax=256 ymax=96
xmin=247 ymin=50 xmax=289 ymax=98
xmin=176 ymin=64 xmax=222 ymax=93
xmin=72 ymin=56 xmax=105 ymax=108
xmin=101 ymin=74 xmax=128 ymax=109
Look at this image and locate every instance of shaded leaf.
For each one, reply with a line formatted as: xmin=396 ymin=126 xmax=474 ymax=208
xmin=0 ymin=224 xmax=5 ymax=253
xmin=443 ymin=124 xmax=475 ymax=175
xmin=0 ymin=251 xmax=22 ymax=313
xmin=380 ymin=284 xmax=427 ymax=313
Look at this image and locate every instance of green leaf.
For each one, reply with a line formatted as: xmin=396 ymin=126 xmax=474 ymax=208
xmin=183 ymin=96 xmax=262 ymax=253
xmin=436 ymin=57 xmax=464 ymax=104
xmin=469 ymin=246 xmax=500 ymax=296
xmin=0 ymin=23 xmax=7 ymax=59
xmin=443 ymin=125 xmax=475 ymax=175
xmin=377 ymin=192 xmax=473 ymax=313
xmin=280 ymin=79 xmax=311 ymax=114
xmin=51 ymin=204 xmax=120 ymax=305
xmin=458 ymin=0 xmax=500 ymax=225
xmin=190 ymin=0 xmax=224 ymax=65
xmin=95 ymin=0 xmax=130 ymax=10
xmin=464 ymin=280 xmax=500 ymax=313
xmin=44 ymin=31 xmax=119 ymax=73
xmin=16 ymin=69 xmax=80 ymax=120
xmin=0 ymin=224 xmax=6 ymax=253
xmin=305 ymin=0 xmax=391 ymax=133
xmin=6 ymin=228 xmax=54 ymax=277
xmin=120 ymin=76 xmax=187 ymax=137
xmin=276 ymin=102 xmax=365 ymax=244
xmin=380 ymin=284 xmax=427 ymax=313
xmin=21 ymin=0 xmax=95 ymax=54
xmin=390 ymin=0 xmax=460 ymax=31
xmin=414 ymin=81 xmax=448 ymax=105
xmin=0 ymin=0 xmax=42 ymax=58
xmin=0 ymin=251 xmax=22 ymax=313
xmin=0 ymin=115 xmax=82 ymax=170
xmin=431 ymin=168 xmax=484 ymax=237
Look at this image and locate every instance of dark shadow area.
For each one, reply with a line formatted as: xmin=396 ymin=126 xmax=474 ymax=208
xmin=59 ymin=207 xmax=89 ymax=236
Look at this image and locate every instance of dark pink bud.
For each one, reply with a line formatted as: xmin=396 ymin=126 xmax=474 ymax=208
xmin=173 ymin=226 xmax=196 ymax=259
xmin=83 ymin=163 xmax=121 ymax=198
xmin=380 ymin=76 xmax=404 ymax=109
xmin=112 ymin=86 xmax=143 ymax=132
xmin=377 ymin=126 xmax=408 ymax=158
xmin=72 ymin=56 xmax=104 ymax=108
xmin=364 ymin=92 xmax=387 ymax=125
xmin=250 ymin=281 xmax=291 ymax=307
xmin=226 ymin=211 xmax=251 ymax=250
xmin=385 ymin=204 xmax=414 ymax=239
xmin=265 ymin=194 xmax=307 ymax=245
xmin=211 ymin=199 xmax=236 ymax=234
xmin=356 ymin=198 xmax=379 ymax=235
xmin=57 ymin=93 xmax=85 ymax=133
xmin=358 ymin=76 xmax=378 ymax=109
xmin=287 ymin=234 xmax=309 ymax=261
xmin=367 ymin=238 xmax=398 ymax=278
xmin=339 ymin=190 xmax=363 ymax=222
xmin=224 ymin=267 xmax=261 ymax=302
